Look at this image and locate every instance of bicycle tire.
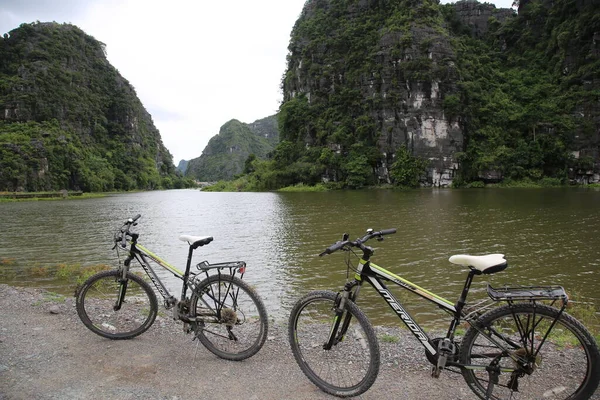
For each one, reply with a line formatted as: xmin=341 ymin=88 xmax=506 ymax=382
xmin=460 ymin=303 xmax=600 ymax=400
xmin=76 ymin=270 xmax=158 ymax=339
xmin=190 ymin=274 xmax=268 ymax=361
xmin=288 ymin=290 xmax=380 ymax=398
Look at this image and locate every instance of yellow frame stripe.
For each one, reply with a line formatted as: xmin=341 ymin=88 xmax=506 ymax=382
xmin=369 ymin=262 xmax=454 ymax=306
xmin=136 ymin=244 xmax=184 ymax=276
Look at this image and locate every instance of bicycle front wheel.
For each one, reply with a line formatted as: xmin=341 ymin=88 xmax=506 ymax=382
xmin=190 ymin=274 xmax=268 ymax=361
xmin=461 ymin=303 xmax=600 ymax=400
xmin=288 ymin=290 xmax=380 ymax=398
xmin=76 ymin=270 xmax=158 ymax=339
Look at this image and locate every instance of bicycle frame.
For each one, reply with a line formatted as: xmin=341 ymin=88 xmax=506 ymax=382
xmin=350 ymin=256 xmax=471 ymax=358
xmin=120 ymin=236 xmax=247 ymax=310
xmin=341 ymin=254 xmax=562 ymax=375
xmin=302 ymin=231 xmax=598 ymax=398
xmin=120 ymin=235 xmax=197 ymax=306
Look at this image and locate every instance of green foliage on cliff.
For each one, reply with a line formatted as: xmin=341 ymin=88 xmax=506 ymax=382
xmin=0 ymin=22 xmax=194 ymax=192
xmin=448 ymin=0 xmax=599 ymax=185
xmin=241 ymin=0 xmax=599 ymax=189
xmin=185 ymin=116 xmax=279 ymax=181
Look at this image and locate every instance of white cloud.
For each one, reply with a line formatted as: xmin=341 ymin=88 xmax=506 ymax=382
xmin=1 ymin=0 xmax=304 ymax=162
xmin=1 ymin=0 xmax=516 ymax=162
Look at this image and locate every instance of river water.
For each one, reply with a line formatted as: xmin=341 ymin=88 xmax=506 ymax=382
xmin=1 ymin=188 xmax=598 ymax=327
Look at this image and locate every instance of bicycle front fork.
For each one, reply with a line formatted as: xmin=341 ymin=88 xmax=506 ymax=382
xmin=324 ymin=281 xmax=361 ymax=350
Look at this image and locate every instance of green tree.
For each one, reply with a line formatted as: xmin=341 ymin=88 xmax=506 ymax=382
xmin=390 ymin=146 xmax=428 ymax=188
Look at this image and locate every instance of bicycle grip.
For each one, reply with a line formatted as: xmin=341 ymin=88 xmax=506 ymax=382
xmin=130 ymin=214 xmax=141 ymax=223
xmin=379 ymin=228 xmax=397 ymax=235
xmin=319 ymin=241 xmax=345 ymax=256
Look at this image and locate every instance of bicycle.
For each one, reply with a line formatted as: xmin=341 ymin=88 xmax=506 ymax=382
xmin=75 ymin=214 xmax=268 ymax=361
xmin=288 ymin=228 xmax=600 ymax=399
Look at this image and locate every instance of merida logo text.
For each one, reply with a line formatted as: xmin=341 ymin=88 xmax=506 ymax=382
xmin=379 ymin=288 xmax=436 ymax=354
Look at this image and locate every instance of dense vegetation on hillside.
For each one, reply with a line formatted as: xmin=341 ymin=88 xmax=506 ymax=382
xmin=185 ymin=116 xmax=279 ymax=181
xmin=449 ymin=0 xmax=599 ymax=186
xmin=0 ymin=22 xmax=194 ymax=192
xmin=231 ymin=0 xmax=598 ymax=190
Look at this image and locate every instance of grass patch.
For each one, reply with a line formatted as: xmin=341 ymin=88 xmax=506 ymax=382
xmin=43 ymin=291 xmax=67 ymax=303
xmin=379 ymin=333 xmax=400 ymax=343
xmin=4 ymin=260 xmax=112 ymax=288
xmin=201 ymin=177 xmax=250 ymax=192
xmin=488 ymin=177 xmax=565 ymax=188
xmin=32 ymin=291 xmax=67 ymax=306
xmin=277 ymin=183 xmax=329 ymax=192
xmin=565 ymin=297 xmax=599 ymax=338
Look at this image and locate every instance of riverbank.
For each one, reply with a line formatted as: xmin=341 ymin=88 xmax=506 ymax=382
xmin=0 ymin=191 xmax=106 ymax=202
xmin=1 ymin=284 xmax=599 ymax=399
xmin=0 ymin=284 xmax=473 ymax=399
xmin=201 ymin=177 xmax=600 ymax=192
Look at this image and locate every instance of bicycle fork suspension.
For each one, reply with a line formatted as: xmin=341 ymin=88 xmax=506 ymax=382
xmin=324 ymin=281 xmax=360 ymax=350
xmin=113 ymin=255 xmax=133 ymax=311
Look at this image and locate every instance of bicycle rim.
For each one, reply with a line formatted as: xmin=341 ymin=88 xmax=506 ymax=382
xmin=191 ymin=275 xmax=268 ymax=361
xmin=288 ymin=290 xmax=379 ymax=398
xmin=461 ymin=303 xmax=600 ymax=400
xmin=76 ymin=270 xmax=158 ymax=339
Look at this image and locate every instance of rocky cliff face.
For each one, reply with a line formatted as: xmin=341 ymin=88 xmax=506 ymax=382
xmin=279 ymin=0 xmax=598 ymax=186
xmin=247 ymin=115 xmax=280 ymax=147
xmin=283 ymin=0 xmax=501 ymax=186
xmin=0 ymin=22 xmax=179 ymax=191
xmin=453 ymin=0 xmax=514 ymax=38
xmin=176 ymin=159 xmax=189 ymax=173
xmin=370 ymin=24 xmax=464 ymax=186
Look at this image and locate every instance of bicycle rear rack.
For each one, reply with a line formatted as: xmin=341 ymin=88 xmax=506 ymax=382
xmin=487 ymin=284 xmax=568 ymax=307
xmin=193 ymin=260 xmax=246 ymax=280
xmin=186 ymin=261 xmax=247 ymax=294
xmin=196 ymin=260 xmax=245 ymax=274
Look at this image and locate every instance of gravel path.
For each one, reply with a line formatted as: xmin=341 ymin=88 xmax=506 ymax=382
xmin=0 ymin=284 xmax=597 ymax=400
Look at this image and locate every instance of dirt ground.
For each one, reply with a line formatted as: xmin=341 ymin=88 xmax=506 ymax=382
xmin=0 ymin=284 xmax=597 ymax=400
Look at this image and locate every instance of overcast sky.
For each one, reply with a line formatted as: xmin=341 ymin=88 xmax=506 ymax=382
xmin=1 ymin=0 xmax=515 ymax=163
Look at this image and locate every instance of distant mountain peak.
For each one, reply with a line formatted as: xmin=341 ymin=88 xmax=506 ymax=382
xmin=185 ymin=115 xmax=279 ymax=181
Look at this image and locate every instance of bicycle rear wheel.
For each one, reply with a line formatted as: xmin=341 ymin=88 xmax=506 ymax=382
xmin=76 ymin=270 xmax=158 ymax=339
xmin=288 ymin=290 xmax=380 ymax=398
xmin=190 ymin=274 xmax=268 ymax=361
xmin=461 ymin=303 xmax=600 ymax=400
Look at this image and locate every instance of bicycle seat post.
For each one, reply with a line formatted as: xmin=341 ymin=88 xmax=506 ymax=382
xmin=445 ymin=269 xmax=479 ymax=341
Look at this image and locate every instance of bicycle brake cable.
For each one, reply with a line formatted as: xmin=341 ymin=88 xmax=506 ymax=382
xmin=344 ymin=248 xmax=360 ymax=279
xmin=112 ymin=226 xmax=124 ymax=267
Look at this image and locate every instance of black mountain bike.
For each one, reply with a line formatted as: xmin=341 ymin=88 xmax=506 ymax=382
xmin=76 ymin=214 xmax=268 ymax=361
xmin=288 ymin=228 xmax=599 ymax=399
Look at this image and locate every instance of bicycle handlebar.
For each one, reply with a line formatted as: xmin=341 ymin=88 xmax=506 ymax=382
xmin=318 ymin=228 xmax=397 ymax=256
xmin=117 ymin=214 xmax=142 ymax=248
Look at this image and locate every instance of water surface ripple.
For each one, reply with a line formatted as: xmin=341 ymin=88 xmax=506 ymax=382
xmin=1 ymin=188 xmax=598 ymax=327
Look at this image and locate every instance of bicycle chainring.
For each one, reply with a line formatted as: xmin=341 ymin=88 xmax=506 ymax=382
xmin=426 ymin=338 xmax=460 ymax=366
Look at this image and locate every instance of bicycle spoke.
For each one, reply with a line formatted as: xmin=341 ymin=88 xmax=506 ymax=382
xmin=191 ymin=275 xmax=267 ymax=361
xmin=461 ymin=303 xmax=598 ymax=399
xmin=288 ymin=291 xmax=379 ymax=398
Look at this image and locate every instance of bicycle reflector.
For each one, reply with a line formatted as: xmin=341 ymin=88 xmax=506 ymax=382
xmin=238 ymin=263 xmax=246 ymax=274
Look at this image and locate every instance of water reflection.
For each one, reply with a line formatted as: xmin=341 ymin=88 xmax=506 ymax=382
xmin=1 ymin=188 xmax=599 ymax=328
